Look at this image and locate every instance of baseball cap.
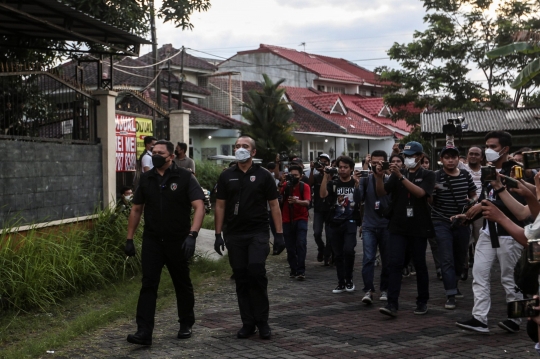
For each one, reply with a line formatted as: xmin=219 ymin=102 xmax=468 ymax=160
xmin=319 ymin=153 xmax=330 ymax=161
xmin=402 ymin=141 xmax=423 ymax=156
xmin=440 ymin=146 xmax=459 ymax=157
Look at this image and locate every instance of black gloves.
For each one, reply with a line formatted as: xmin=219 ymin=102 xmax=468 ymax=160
xmin=214 ymin=233 xmax=225 ymax=256
xmin=273 ymin=233 xmax=286 ymax=255
xmin=182 ymin=234 xmax=196 ymax=259
xmin=124 ymin=239 xmax=136 ymax=257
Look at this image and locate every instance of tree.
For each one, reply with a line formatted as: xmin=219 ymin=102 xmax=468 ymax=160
xmin=377 ymin=0 xmax=540 ymax=125
xmin=241 ymin=74 xmax=297 ymax=164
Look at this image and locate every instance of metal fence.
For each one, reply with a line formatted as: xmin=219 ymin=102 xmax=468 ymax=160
xmin=0 ymin=68 xmax=97 ymax=143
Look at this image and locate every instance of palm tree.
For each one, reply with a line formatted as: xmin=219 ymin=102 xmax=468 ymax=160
xmin=241 ymin=74 xmax=297 ymax=163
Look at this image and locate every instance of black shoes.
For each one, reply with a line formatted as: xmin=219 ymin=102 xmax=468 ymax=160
xmin=237 ymin=325 xmax=258 ymax=339
xmin=177 ymin=323 xmax=192 ymax=339
xmin=127 ymin=330 xmax=152 ymax=346
xmin=379 ymin=303 xmax=398 ymax=317
xmin=498 ymin=320 xmax=520 ymax=333
xmin=257 ymin=322 xmax=272 ymax=339
xmin=317 ymin=250 xmax=324 ymax=262
xmin=456 ymin=317 xmax=489 ymax=333
xmin=414 ymin=303 xmax=428 ymax=315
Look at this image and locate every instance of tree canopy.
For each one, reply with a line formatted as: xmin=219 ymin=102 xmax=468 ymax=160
xmin=377 ymin=0 xmax=540 ymax=125
xmin=241 ymin=74 xmax=297 ymax=164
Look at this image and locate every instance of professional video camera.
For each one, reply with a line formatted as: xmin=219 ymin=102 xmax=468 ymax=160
xmin=314 ymin=161 xmax=325 ymax=170
xmin=442 ymin=116 xmax=468 ymax=146
xmin=324 ymin=167 xmax=338 ymax=175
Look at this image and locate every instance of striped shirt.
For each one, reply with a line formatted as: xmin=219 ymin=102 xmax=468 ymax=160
xmin=431 ymin=169 xmax=476 ymax=221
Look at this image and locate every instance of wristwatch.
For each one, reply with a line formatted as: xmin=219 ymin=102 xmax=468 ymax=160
xmin=398 ymin=176 xmax=405 ymax=181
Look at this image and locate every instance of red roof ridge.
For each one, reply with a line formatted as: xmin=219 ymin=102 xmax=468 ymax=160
xmin=183 ymin=99 xmax=244 ymax=126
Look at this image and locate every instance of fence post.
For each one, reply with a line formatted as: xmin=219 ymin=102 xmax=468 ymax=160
xmin=94 ymin=89 xmax=118 ymax=209
xmin=169 ymin=109 xmax=190 ymax=145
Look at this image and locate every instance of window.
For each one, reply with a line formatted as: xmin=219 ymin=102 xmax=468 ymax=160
xmin=327 ymin=86 xmax=345 ymax=94
xmin=317 ymin=85 xmax=325 ymax=92
xmin=348 ymin=142 xmax=361 ymax=163
xmin=309 ymin=141 xmax=324 ymax=162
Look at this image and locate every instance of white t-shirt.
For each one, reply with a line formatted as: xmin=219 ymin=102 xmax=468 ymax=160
xmin=458 ymin=162 xmax=482 ymax=198
xmin=141 ymin=150 xmax=153 ymax=172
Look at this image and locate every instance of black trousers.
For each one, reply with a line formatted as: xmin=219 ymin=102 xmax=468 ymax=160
xmin=225 ymin=231 xmax=270 ymax=326
xmin=136 ymin=237 xmax=195 ymax=333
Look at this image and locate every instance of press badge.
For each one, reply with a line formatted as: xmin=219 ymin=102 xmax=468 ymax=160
xmin=234 ymin=202 xmax=239 ymax=215
xmin=374 ymin=201 xmax=380 ymax=210
xmin=406 ymin=206 xmax=414 ymax=217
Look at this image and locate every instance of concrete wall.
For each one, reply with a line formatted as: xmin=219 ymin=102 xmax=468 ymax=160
xmin=0 ymin=141 xmax=102 ymax=228
xmin=220 ymin=53 xmax=318 ymax=88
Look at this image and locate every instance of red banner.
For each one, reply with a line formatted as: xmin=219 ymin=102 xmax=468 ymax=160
xmin=115 ymin=115 xmax=137 ymax=172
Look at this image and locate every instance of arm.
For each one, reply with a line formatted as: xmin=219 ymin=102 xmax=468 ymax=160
xmin=308 ymin=162 xmax=315 ymax=186
xmin=481 ymin=200 xmax=528 ymax=246
xmin=191 ymin=160 xmax=196 ymax=175
xmin=493 ymin=177 xmax=531 ymax=221
xmin=214 ymin=199 xmax=225 ymax=235
xmin=269 ymin=198 xmax=283 ymax=233
xmin=400 ymin=175 xmax=427 ymax=198
xmin=127 ymin=204 xmax=144 ymax=239
xmin=363 ymin=154 xmax=370 ymax=170
xmin=374 ymin=164 xmax=388 ymax=197
xmin=190 ymin=199 xmax=204 ymax=232
xmin=141 ymin=154 xmax=151 ymax=173
xmin=320 ymin=170 xmax=331 ymax=198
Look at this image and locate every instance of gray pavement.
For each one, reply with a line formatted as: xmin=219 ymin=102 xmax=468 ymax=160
xmin=55 ymin=214 xmax=538 ymax=358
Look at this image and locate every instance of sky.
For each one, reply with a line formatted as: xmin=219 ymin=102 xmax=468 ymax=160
xmin=139 ymin=0 xmax=429 ymax=73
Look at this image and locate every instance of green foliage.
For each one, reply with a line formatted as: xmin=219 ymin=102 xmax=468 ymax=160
xmin=241 ymin=74 xmax=297 ymax=164
xmin=400 ymin=127 xmax=432 ymax=157
xmin=194 ymin=160 xmax=224 ymax=192
xmin=0 ymin=208 xmax=142 ymax=311
xmin=202 ymin=211 xmax=215 ymax=231
xmin=377 ymin=0 xmax=540 ymax=124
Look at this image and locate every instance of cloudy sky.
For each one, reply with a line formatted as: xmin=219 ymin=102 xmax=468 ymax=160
xmin=140 ymin=0 xmax=429 ymax=73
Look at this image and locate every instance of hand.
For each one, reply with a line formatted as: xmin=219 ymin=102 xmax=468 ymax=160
xmin=490 ymin=173 xmax=504 ymax=190
xmin=389 ymin=163 xmax=401 ymax=177
xmin=373 ymin=161 xmax=384 ymax=178
xmin=273 ymin=233 xmax=286 ymax=255
xmin=352 ymin=171 xmax=360 ymax=185
xmin=481 ymin=200 xmax=506 ymax=223
xmin=528 ymin=295 xmax=540 ymax=325
xmin=214 ymin=233 xmax=225 ymax=256
xmin=503 ymin=175 xmax=535 ymax=199
xmin=182 ymin=234 xmax=196 ymax=259
xmin=465 ymin=203 xmax=482 ymax=220
xmin=275 ymin=153 xmax=280 ymax=162
xmin=450 ymin=214 xmax=467 ymax=221
xmin=310 ymin=161 xmax=315 ymax=169
xmin=288 ymin=196 xmax=298 ymax=204
xmin=364 ymin=154 xmax=371 ymax=165
xmin=124 ymin=239 xmax=136 ymax=257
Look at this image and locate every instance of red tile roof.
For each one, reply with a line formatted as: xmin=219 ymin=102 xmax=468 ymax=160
xmin=284 ymin=87 xmax=394 ymax=137
xmin=140 ymin=44 xmax=217 ymax=72
xmin=305 ymin=93 xmax=341 ymax=113
xmin=315 ymin=55 xmax=392 ymax=86
xmin=238 ymin=44 xmax=365 ymax=84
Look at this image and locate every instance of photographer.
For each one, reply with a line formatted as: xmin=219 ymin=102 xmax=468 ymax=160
xmin=309 ymin=154 xmax=334 ymax=265
xmin=456 ymin=131 xmax=525 ymax=334
xmin=374 ymin=141 xmax=435 ymax=317
xmin=320 ymin=156 xmax=359 ymax=293
xmin=430 ymin=146 xmax=477 ymax=310
xmin=279 ymin=165 xmax=311 ymax=279
xmin=358 ymin=150 xmax=391 ymax=304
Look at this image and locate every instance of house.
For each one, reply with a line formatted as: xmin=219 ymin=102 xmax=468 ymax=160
xmin=421 ymin=108 xmax=540 ymax=162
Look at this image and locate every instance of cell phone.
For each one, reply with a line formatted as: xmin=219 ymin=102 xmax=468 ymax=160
xmin=513 ymin=165 xmax=523 ymax=180
xmin=507 ymin=298 xmax=540 ymax=318
xmin=504 ymin=176 xmax=519 ymax=189
xmin=381 ymin=161 xmax=390 ymax=170
xmin=360 ymin=170 xmax=369 ymax=178
xmin=480 ymin=165 xmax=497 ymax=183
xmin=528 ymin=239 xmax=540 ymax=263
xmin=523 ymin=151 xmax=540 ymax=170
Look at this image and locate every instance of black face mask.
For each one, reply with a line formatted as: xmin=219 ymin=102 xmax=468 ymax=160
xmin=152 ymin=154 xmax=167 ymax=168
xmin=291 ymin=177 xmax=300 ymax=185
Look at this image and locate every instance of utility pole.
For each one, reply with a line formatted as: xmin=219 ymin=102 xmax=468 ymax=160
xmin=150 ymin=0 xmax=161 ymax=107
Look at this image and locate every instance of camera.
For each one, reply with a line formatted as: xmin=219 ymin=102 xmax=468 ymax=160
xmin=481 ymin=165 xmax=497 ymax=183
xmin=381 ymin=161 xmax=390 ymax=170
xmin=507 ymin=298 xmax=540 ymax=318
xmin=314 ymin=161 xmax=324 ymax=170
xmin=442 ymin=117 xmax=467 ymax=136
xmin=504 ymin=176 xmax=519 ymax=189
xmin=324 ymin=167 xmax=338 ymax=175
xmin=523 ymin=151 xmax=540 ymax=170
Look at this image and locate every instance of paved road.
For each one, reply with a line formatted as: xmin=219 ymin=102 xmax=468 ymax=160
xmin=57 ymin=216 xmax=537 ymax=358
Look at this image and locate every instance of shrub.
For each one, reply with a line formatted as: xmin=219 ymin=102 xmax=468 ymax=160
xmin=194 ymin=160 xmax=225 ymax=193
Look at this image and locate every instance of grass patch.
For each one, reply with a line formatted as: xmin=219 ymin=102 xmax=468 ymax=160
xmin=202 ymin=211 xmax=215 ymax=230
xmin=0 ymin=254 xmax=231 ymax=359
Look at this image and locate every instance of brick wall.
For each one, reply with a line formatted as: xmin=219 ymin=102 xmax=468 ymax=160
xmin=0 ymin=141 xmax=103 ymax=228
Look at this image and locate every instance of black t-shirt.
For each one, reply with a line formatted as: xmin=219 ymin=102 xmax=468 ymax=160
xmin=384 ymin=168 xmax=435 ymax=238
xmin=312 ymin=171 xmax=331 ymax=212
xmin=133 ymin=164 xmax=205 ymax=239
xmin=326 ymin=178 xmax=357 ymax=223
xmin=216 ymin=164 xmax=279 ymax=235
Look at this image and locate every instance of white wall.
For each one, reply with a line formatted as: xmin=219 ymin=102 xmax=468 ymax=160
xmin=190 ymin=128 xmax=240 ymax=161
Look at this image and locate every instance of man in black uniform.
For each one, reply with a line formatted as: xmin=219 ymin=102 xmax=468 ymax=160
xmin=124 ymin=140 xmax=205 ymax=346
xmin=214 ymin=135 xmax=286 ymax=340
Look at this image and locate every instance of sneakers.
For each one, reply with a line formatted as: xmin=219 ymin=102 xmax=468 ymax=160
xmin=409 ymin=264 xmax=416 ymax=276
xmin=345 ymin=281 xmax=355 ymax=292
xmin=445 ymin=296 xmax=456 ymax=310
xmin=333 ymin=284 xmax=346 ymax=294
xmin=456 ymin=317 xmax=489 ymax=333
xmin=362 ymin=291 xmax=373 ymax=305
xmin=289 ymin=272 xmax=296 ymax=278
xmin=455 ymin=289 xmax=464 ymax=299
xmin=296 ymin=273 xmax=306 ymax=281
xmin=436 ymin=270 xmax=442 ymax=281
xmin=414 ymin=303 xmax=428 ymax=315
xmin=498 ymin=320 xmax=520 ymax=333
xmin=380 ymin=291 xmax=388 ymax=301
xmin=379 ymin=303 xmax=398 ymax=317
xmin=402 ymin=267 xmax=410 ymax=277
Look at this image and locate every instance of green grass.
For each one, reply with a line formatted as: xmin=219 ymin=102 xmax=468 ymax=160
xmin=194 ymin=160 xmax=224 ymax=192
xmin=202 ymin=211 xmax=215 ymax=230
xmin=0 ymin=254 xmax=231 ymax=359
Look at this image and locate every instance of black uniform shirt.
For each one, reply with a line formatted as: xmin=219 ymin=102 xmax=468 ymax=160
xmin=133 ymin=163 xmax=205 ymax=239
xmin=216 ymin=164 xmax=278 ymax=235
xmin=384 ymin=168 xmax=435 ymax=238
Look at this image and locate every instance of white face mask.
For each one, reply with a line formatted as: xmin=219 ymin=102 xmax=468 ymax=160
xmin=123 ymin=195 xmax=132 ymax=201
xmin=485 ymin=148 xmax=503 ymax=163
xmin=404 ymin=157 xmax=418 ymax=169
xmin=235 ymin=148 xmax=251 ymax=163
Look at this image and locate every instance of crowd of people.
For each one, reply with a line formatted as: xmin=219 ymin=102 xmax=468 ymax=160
xmin=120 ymin=132 xmax=540 ymax=354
